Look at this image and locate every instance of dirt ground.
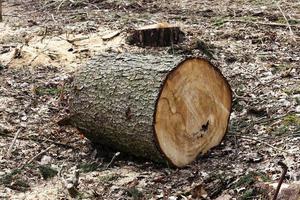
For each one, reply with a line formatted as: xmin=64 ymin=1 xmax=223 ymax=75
xmin=0 ymin=0 xmax=299 ymax=199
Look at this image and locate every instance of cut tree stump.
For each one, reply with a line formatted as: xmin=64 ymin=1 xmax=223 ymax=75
xmin=127 ymin=23 xmax=185 ymax=47
xmin=67 ymin=53 xmax=232 ymax=167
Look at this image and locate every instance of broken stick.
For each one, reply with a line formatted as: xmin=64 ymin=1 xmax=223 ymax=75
xmin=6 ymin=129 xmax=22 ymax=158
xmin=272 ymin=161 xmax=288 ymax=200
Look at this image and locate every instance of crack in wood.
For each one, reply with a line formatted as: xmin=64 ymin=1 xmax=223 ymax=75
xmin=201 ymin=120 xmax=209 ymax=132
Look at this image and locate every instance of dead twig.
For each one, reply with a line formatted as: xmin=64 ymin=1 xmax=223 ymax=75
xmin=232 ymin=89 xmax=250 ymax=100
xmin=276 ymin=2 xmax=296 ymax=42
xmin=60 ymin=166 xmax=80 ymax=198
xmin=228 ymin=135 xmax=291 ymax=155
xmin=20 ymin=144 xmax=55 ymax=169
xmin=6 ymin=45 xmax=23 ymax=66
xmin=57 ymin=0 xmax=67 ymax=10
xmin=2 ymin=14 xmax=22 ymax=18
xmin=232 ymin=112 xmax=294 ymax=128
xmin=6 ymin=129 xmax=22 ymax=158
xmin=225 ymin=19 xmax=300 ymax=29
xmin=242 ymin=136 xmax=288 ymax=154
xmin=106 ymin=152 xmax=120 ymax=169
xmin=272 ymin=161 xmax=288 ymax=200
xmin=0 ymin=132 xmax=76 ymax=149
xmin=28 ymin=41 xmax=50 ymax=65
xmin=59 ymin=36 xmax=89 ymax=46
xmin=28 ymin=52 xmax=43 ymax=65
xmin=51 ymin=14 xmax=57 ymax=23
xmin=254 ymin=111 xmax=295 ymax=125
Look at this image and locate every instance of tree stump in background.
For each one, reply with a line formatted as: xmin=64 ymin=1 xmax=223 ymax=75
xmin=127 ymin=23 xmax=185 ymax=47
xmin=66 ymin=53 xmax=232 ymax=167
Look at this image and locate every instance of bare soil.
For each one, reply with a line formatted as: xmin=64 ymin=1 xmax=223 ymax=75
xmin=0 ymin=0 xmax=299 ymax=199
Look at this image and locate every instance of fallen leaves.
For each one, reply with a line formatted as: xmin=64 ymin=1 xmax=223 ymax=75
xmin=0 ymin=0 xmax=300 ymax=199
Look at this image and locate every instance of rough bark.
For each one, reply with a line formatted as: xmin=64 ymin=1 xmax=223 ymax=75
xmin=127 ymin=23 xmax=185 ymax=47
xmin=67 ymin=53 xmax=232 ymax=167
xmin=69 ymin=53 xmax=181 ymax=163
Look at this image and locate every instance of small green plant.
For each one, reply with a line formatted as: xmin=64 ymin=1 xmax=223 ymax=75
xmin=283 ymin=88 xmax=300 ymax=95
xmin=234 ymin=172 xmax=270 ymax=199
xmin=275 ymin=17 xmax=286 ymax=24
xmin=275 ymin=125 xmax=290 ymax=136
xmin=35 ymin=86 xmax=62 ymax=96
xmin=78 ymin=162 xmax=99 ymax=173
xmin=241 ymin=15 xmax=257 ymax=21
xmin=235 ymin=173 xmax=256 ymax=187
xmin=212 ymin=17 xmax=227 ymax=27
xmin=99 ymin=174 xmax=118 ymax=183
xmin=0 ymin=169 xmax=21 ymax=185
xmin=0 ymin=63 xmax=6 ymax=70
xmin=271 ymin=64 xmax=293 ymax=73
xmin=288 ymin=19 xmax=299 ymax=25
xmin=235 ymin=171 xmax=270 ymax=188
xmin=296 ymin=97 xmax=300 ymax=105
xmin=39 ymin=165 xmax=58 ymax=180
xmin=257 ymin=172 xmax=271 ymax=182
xmin=241 ymin=189 xmax=255 ymax=199
xmin=127 ymin=187 xmax=144 ymax=200
xmin=0 ymin=169 xmax=30 ymax=192
xmin=283 ymin=114 xmax=300 ymax=126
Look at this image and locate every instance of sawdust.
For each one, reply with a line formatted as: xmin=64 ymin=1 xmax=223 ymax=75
xmin=0 ymin=23 xmax=125 ymax=71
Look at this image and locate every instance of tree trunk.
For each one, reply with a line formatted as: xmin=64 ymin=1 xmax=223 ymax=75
xmin=67 ymin=53 xmax=232 ymax=167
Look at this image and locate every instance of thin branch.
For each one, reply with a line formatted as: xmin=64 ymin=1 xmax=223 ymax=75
xmin=6 ymin=45 xmax=24 ymax=66
xmin=0 ymin=132 xmax=76 ymax=149
xmin=28 ymin=42 xmax=50 ymax=65
xmin=20 ymin=144 xmax=55 ymax=169
xmin=228 ymin=135 xmax=291 ymax=155
xmin=6 ymin=129 xmax=22 ymax=158
xmin=276 ymin=2 xmax=296 ymax=42
xmin=225 ymin=19 xmax=300 ymax=28
xmin=106 ymin=152 xmax=120 ymax=169
xmin=57 ymin=0 xmax=67 ymax=11
xmin=51 ymin=14 xmax=57 ymax=23
xmin=272 ymin=161 xmax=288 ymax=200
xmin=232 ymin=89 xmax=250 ymax=100
xmin=2 ymin=14 xmax=22 ymax=18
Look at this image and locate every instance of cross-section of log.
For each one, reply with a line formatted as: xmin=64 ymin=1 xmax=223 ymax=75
xmin=67 ymin=53 xmax=232 ymax=167
xmin=127 ymin=23 xmax=185 ymax=47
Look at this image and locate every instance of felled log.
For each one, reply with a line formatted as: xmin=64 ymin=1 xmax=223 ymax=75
xmin=127 ymin=23 xmax=185 ymax=47
xmin=67 ymin=53 xmax=232 ymax=167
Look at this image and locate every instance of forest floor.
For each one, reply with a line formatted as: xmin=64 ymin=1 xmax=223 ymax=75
xmin=0 ymin=0 xmax=300 ymax=199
